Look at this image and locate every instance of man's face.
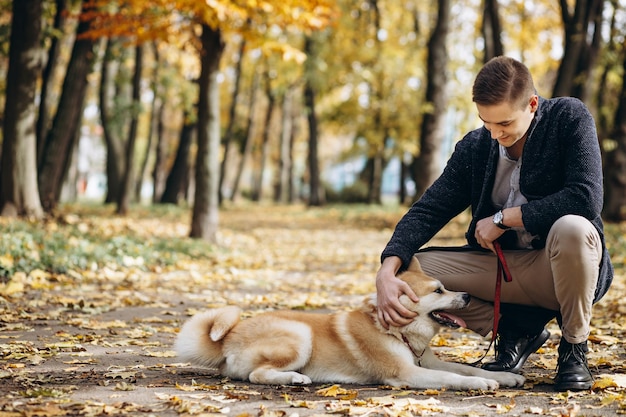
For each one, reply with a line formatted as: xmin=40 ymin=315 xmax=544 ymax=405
xmin=476 ymin=95 xmax=538 ymax=149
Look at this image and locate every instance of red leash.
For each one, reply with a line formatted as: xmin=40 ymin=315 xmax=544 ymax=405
xmin=491 ymin=241 xmax=513 ymax=344
xmin=470 ymin=240 xmax=514 ymax=365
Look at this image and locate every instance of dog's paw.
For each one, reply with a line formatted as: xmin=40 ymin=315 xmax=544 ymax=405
xmin=492 ymin=372 xmax=525 ymax=387
xmin=290 ymin=373 xmax=312 ymax=385
xmin=464 ymin=376 xmax=500 ymax=391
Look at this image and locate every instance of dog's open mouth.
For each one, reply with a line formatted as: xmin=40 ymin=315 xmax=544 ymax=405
xmin=430 ymin=311 xmax=466 ymax=328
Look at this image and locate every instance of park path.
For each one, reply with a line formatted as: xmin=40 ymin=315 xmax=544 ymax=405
xmin=1 ymin=205 xmax=624 ymax=416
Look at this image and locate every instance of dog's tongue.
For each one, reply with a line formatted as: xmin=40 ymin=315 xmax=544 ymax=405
xmin=437 ymin=312 xmax=466 ymax=328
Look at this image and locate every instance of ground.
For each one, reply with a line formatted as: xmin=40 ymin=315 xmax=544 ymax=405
xmin=0 ymin=204 xmax=625 ymax=416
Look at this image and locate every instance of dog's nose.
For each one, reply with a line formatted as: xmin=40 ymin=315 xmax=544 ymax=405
xmin=462 ymin=293 xmax=470 ymax=304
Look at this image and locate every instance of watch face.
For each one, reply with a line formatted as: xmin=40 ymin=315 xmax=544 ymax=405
xmin=494 ymin=211 xmax=502 ymax=223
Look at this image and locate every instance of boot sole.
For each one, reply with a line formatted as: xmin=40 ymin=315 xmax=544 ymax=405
xmin=554 ymin=380 xmax=593 ymax=391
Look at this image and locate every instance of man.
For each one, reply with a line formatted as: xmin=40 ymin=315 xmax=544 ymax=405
xmin=376 ymin=56 xmax=613 ymax=391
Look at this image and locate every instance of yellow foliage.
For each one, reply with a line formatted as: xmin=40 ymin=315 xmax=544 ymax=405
xmin=83 ymin=0 xmax=337 ymax=41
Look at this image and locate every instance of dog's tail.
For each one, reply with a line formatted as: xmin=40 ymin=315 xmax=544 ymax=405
xmin=175 ymin=306 xmax=242 ymax=368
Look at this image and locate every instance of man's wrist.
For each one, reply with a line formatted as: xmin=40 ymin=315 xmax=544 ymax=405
xmin=493 ymin=210 xmax=511 ymax=230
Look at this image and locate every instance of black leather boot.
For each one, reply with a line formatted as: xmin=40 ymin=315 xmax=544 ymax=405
xmin=482 ymin=327 xmax=550 ymax=373
xmin=554 ymin=338 xmax=593 ymax=391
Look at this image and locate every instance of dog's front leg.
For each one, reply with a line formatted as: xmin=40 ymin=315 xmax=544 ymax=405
xmin=249 ymin=366 xmax=312 ymax=385
xmin=418 ymin=348 xmax=525 ymax=388
xmin=387 ymin=363 xmax=501 ymax=391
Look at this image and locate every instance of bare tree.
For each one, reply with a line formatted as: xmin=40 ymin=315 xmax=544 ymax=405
xmin=219 ymin=38 xmax=246 ymax=204
xmin=274 ymin=88 xmax=295 ymax=203
xmin=481 ymin=0 xmax=503 ymax=62
xmin=0 ymin=0 xmax=44 ymax=218
xmin=161 ymin=112 xmax=195 ymax=204
xmin=303 ymin=35 xmax=324 ymax=206
xmin=602 ymin=52 xmax=626 ymax=221
xmin=36 ymin=0 xmax=68 ymax=164
xmin=136 ymin=41 xmax=162 ymax=202
xmin=38 ymin=0 xmax=98 ymax=211
xmin=99 ymin=38 xmax=127 ymax=204
xmin=251 ymin=70 xmax=276 ymax=202
xmin=552 ymin=0 xmax=604 ymax=98
xmin=117 ymin=44 xmax=144 ymax=214
xmin=230 ymin=69 xmax=260 ymax=202
xmin=190 ymin=24 xmax=224 ymax=241
xmin=413 ymin=0 xmax=450 ymax=200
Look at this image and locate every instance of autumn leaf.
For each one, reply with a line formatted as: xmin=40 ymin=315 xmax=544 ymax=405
xmin=592 ymin=376 xmax=619 ymax=390
xmin=315 ymin=384 xmax=358 ymax=399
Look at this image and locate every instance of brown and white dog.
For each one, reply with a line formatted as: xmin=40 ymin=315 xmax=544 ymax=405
xmin=175 ymin=257 xmax=525 ymax=390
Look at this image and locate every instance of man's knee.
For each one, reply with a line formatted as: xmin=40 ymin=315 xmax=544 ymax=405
xmin=547 ymin=215 xmax=601 ymax=257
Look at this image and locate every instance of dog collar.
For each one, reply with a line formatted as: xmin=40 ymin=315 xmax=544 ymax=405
xmin=402 ymin=335 xmax=426 ymax=365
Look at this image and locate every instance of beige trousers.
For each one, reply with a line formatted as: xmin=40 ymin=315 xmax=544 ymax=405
xmin=415 ymin=215 xmax=602 ymax=344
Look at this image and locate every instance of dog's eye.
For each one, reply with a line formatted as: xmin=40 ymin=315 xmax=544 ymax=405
xmin=434 ymin=288 xmax=443 ymax=294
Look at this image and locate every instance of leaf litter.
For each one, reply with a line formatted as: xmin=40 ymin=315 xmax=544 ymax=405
xmin=0 ymin=204 xmax=624 ymax=416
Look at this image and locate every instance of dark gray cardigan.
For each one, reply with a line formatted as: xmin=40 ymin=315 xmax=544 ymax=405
xmin=382 ymin=96 xmax=613 ymax=303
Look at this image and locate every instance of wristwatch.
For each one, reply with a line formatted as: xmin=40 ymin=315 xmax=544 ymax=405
xmin=493 ymin=210 xmax=511 ymax=230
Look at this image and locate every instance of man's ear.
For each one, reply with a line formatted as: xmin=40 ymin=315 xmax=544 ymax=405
xmin=407 ymin=256 xmax=424 ymax=273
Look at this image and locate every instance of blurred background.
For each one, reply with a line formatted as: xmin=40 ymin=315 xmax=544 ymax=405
xmin=1 ymin=0 xmax=626 ymax=240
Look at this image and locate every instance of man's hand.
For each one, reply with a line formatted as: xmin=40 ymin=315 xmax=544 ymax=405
xmin=375 ymin=256 xmax=419 ymax=329
xmin=475 ymin=207 xmax=523 ymax=253
xmin=474 ymin=215 xmax=505 ymax=252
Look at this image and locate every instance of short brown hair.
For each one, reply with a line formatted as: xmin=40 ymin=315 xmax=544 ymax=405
xmin=472 ymin=56 xmax=536 ymax=109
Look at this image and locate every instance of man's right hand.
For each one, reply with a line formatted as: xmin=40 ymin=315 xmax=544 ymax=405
xmin=375 ymin=256 xmax=419 ymax=329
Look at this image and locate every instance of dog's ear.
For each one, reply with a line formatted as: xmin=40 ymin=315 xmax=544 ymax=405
xmin=407 ymin=256 xmax=424 ymax=273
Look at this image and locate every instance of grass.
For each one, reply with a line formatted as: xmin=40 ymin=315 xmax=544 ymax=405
xmin=1 ymin=202 xmax=624 ymax=281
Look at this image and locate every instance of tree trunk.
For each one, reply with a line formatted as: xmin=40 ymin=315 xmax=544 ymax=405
xmin=0 ymin=0 xmax=44 ymax=218
xmin=116 ymin=44 xmax=143 ymax=215
xmin=219 ymin=38 xmax=246 ymax=204
xmin=36 ymin=0 xmax=67 ymax=165
xmin=274 ymin=89 xmax=294 ymax=203
xmin=136 ymin=41 xmax=161 ymax=202
xmin=151 ymin=93 xmax=167 ymax=203
xmin=38 ymin=0 xmax=97 ymax=211
xmin=367 ymin=149 xmax=384 ymax=204
xmin=99 ymin=38 xmax=127 ymax=204
xmin=366 ymin=0 xmax=384 ymax=205
xmin=602 ymin=53 xmax=626 ymax=221
xmin=190 ymin=25 xmax=224 ymax=241
xmin=161 ymin=114 xmax=195 ymax=204
xmin=229 ymin=69 xmax=260 ymax=202
xmin=481 ymin=0 xmax=503 ymax=62
xmin=251 ymin=74 xmax=275 ymax=202
xmin=287 ymin=102 xmax=298 ymax=203
xmin=594 ymin=0 xmax=619 ymax=143
xmin=570 ymin=0 xmax=603 ymax=102
xmin=552 ymin=0 xmax=602 ymax=98
xmin=303 ymin=36 xmax=324 ymax=206
xmin=413 ymin=0 xmax=450 ymax=200
xmin=399 ymin=153 xmax=410 ymax=205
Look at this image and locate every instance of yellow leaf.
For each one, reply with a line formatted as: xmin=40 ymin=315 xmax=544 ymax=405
xmin=315 ymin=384 xmax=357 ymax=399
xmin=143 ymin=350 xmax=176 ymax=357
xmin=175 ymin=382 xmax=196 ymax=391
xmin=316 ymin=384 xmax=346 ymax=397
xmin=592 ymin=376 xmax=619 ymax=391
xmin=0 ymin=281 xmax=23 ymax=296
xmin=0 ymin=253 xmax=14 ymax=268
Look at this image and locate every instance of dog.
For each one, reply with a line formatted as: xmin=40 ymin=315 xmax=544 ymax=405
xmin=175 ymin=257 xmax=525 ymax=391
